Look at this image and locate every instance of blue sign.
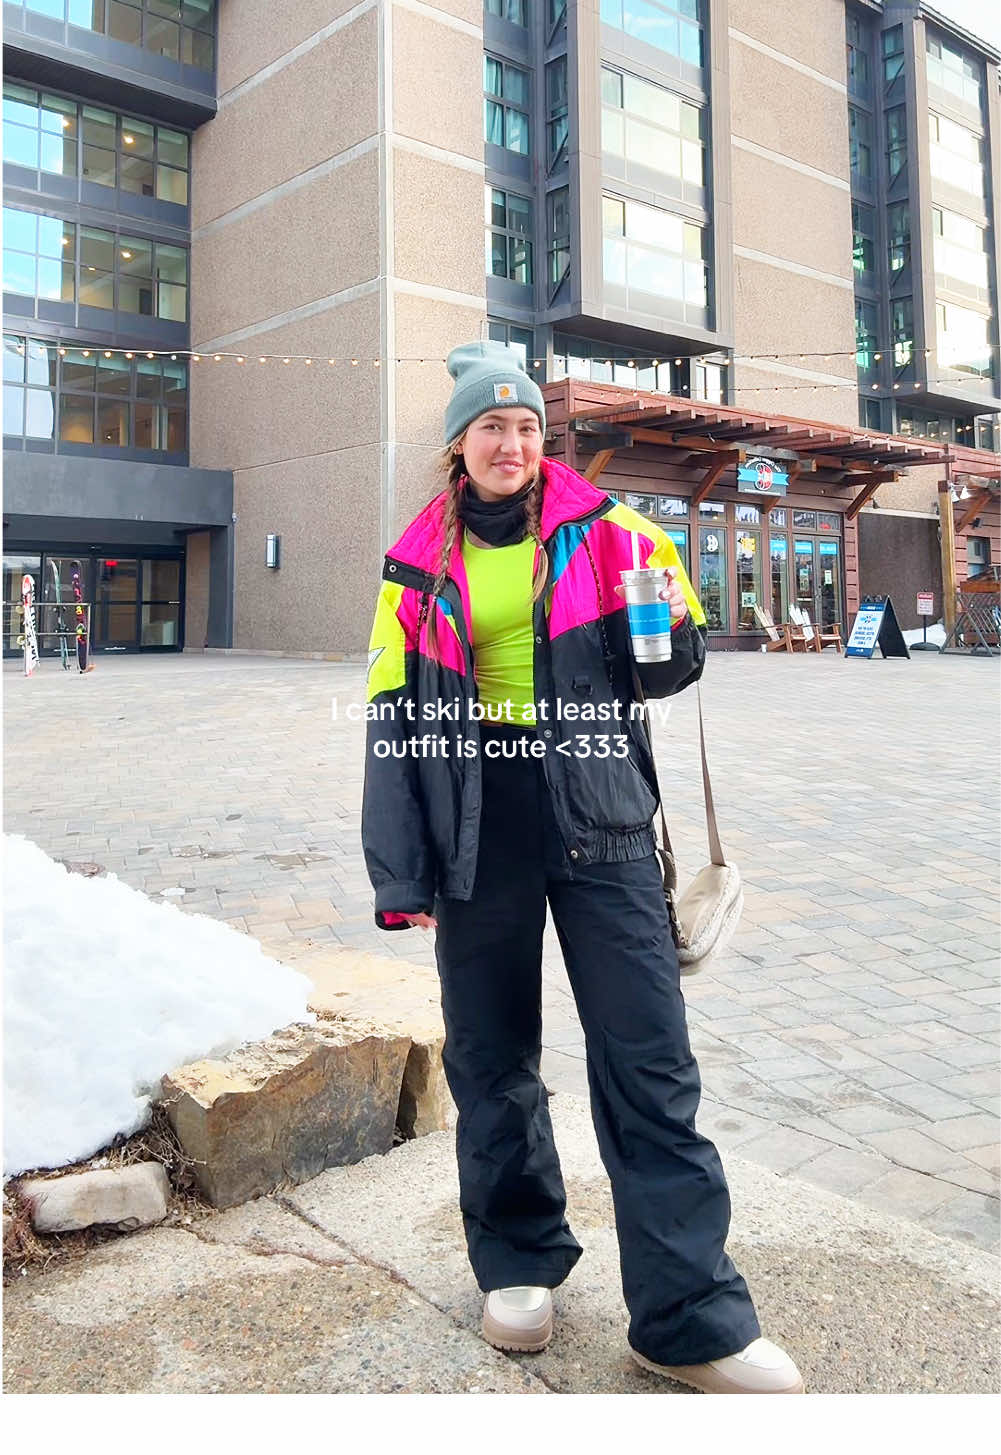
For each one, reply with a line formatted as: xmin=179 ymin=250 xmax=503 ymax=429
xmin=737 ymin=457 xmax=789 ymax=494
xmin=667 ymin=530 xmax=687 ymax=550
xmin=846 ymin=596 xmax=910 ymax=660
xmin=819 ymin=541 xmax=839 ymax=556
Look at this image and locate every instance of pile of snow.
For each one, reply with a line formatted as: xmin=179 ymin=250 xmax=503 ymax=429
xmin=2 ymin=835 xmax=316 ymax=1179
xmin=902 ymin=620 xmax=947 ymax=648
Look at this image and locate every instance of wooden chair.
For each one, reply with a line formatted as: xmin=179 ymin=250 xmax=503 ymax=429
xmin=753 ymin=604 xmax=810 ymax=652
xmin=794 ymin=606 xmax=844 ymax=654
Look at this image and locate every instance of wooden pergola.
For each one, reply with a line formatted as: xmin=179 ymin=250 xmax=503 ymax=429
xmin=542 ymin=382 xmax=1001 ymax=635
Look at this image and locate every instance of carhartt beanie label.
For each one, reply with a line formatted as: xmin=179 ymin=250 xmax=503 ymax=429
xmin=444 ymin=341 xmax=546 ymax=444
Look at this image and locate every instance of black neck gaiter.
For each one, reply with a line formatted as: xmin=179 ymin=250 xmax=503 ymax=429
xmin=457 ymin=477 xmax=536 ymax=548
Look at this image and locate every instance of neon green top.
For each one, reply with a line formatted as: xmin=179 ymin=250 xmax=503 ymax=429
xmin=461 ymin=532 xmax=536 ymax=725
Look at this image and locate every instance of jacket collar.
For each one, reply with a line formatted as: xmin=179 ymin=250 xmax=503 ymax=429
xmin=386 ymin=457 xmax=611 ymax=577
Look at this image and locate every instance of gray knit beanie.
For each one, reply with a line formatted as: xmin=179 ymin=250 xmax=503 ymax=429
xmin=444 ymin=341 xmax=546 ymax=445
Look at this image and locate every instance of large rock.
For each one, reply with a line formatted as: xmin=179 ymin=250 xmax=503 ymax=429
xmin=160 ymin=1019 xmax=412 ymax=1209
xmin=20 ymin=1163 xmax=169 ymax=1233
xmin=260 ymin=942 xmax=452 ymax=1139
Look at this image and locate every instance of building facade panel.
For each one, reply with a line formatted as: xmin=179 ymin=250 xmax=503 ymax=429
xmin=391 ymin=10 xmax=484 ymax=160
xmin=728 ymin=41 xmax=851 ymax=181
xmin=728 ymin=0 xmax=850 ymax=84
xmin=191 ymin=152 xmax=381 ymax=344
xmin=230 ymin=442 xmax=383 ymax=652
xmin=213 ymin=0 xmax=369 ymax=96
xmin=189 ymin=15 xmax=380 ymax=228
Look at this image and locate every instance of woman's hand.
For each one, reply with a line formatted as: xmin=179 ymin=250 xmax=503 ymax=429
xmin=402 ymin=911 xmax=438 ymax=930
xmin=659 ymin=568 xmax=688 ymax=623
xmin=614 ymin=567 xmax=688 ymax=623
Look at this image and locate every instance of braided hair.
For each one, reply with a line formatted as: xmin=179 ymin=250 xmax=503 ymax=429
xmin=422 ymin=438 xmax=550 ymax=660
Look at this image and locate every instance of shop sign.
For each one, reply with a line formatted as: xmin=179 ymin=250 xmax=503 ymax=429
xmin=737 ymin=457 xmax=789 ymax=495
xmin=917 ymin=591 xmax=934 ymax=616
xmin=667 ymin=530 xmax=688 ymax=552
xmin=846 ymin=596 xmax=910 ymax=659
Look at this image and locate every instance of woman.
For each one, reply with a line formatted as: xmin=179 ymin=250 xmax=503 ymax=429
xmin=361 ymin=341 xmax=803 ymax=1395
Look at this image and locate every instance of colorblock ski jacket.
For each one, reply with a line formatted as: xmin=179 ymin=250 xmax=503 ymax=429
xmin=362 ymin=456 xmax=708 ymax=929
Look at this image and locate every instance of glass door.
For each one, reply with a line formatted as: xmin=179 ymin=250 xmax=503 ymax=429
xmin=94 ymin=558 xmax=140 ymax=649
xmin=699 ymin=526 xmax=727 ymax=631
xmin=770 ymin=536 xmax=789 ymax=624
xmin=818 ymin=539 xmax=843 ymax=628
xmin=40 ymin=556 xmax=89 ymax=657
xmin=793 ymin=539 xmax=817 ymax=620
xmin=735 ymin=530 xmax=763 ymax=630
xmin=3 ymin=553 xmax=41 ymax=653
xmin=665 ymin=527 xmax=689 ymax=574
xmin=141 ymin=559 xmax=181 ymax=647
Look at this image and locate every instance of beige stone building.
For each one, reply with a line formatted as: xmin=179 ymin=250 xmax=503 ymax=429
xmin=4 ymin=1 xmax=998 ymax=656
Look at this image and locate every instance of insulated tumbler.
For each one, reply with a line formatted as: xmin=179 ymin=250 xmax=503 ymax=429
xmin=620 ymin=567 xmax=673 ymax=662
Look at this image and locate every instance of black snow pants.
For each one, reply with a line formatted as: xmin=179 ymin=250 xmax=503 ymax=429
xmin=433 ymin=722 xmax=761 ymax=1365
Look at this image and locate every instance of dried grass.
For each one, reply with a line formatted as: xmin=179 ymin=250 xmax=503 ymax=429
xmin=3 ymin=1101 xmax=213 ymax=1283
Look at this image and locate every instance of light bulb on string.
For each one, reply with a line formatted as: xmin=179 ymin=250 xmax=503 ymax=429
xmin=374 ymin=359 xmax=381 ymax=368
xmin=236 ymin=356 xmax=245 ymax=364
xmin=305 ymin=358 xmax=312 ymax=365
xmin=104 ymin=350 xmax=112 ymax=357
xmin=170 ymin=354 xmax=177 ymax=361
xmin=259 ymin=357 xmax=266 ymax=364
xmin=351 ymin=358 xmax=359 ymax=367
xmin=82 ymin=349 xmax=90 ymax=357
xmin=192 ymin=354 xmax=200 ymax=362
xmin=213 ymin=354 xmax=221 ymax=362
xmin=328 ymin=358 xmax=335 ymax=365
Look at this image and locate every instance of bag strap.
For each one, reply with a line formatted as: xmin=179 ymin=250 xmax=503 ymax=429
xmin=580 ymin=531 xmax=727 ymax=878
xmin=631 ymin=668 xmax=726 ymax=869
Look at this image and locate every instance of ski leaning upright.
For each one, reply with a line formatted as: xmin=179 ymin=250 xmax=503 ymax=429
xmin=49 ymin=558 xmax=70 ymax=670
xmin=70 ymin=560 xmax=93 ymax=672
xmin=19 ymin=573 xmax=40 ymax=676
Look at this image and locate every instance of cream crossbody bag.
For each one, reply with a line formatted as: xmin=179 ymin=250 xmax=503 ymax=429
xmin=633 ymin=673 xmax=744 ymax=975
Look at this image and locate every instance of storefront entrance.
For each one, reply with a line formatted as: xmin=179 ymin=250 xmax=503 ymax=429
xmin=3 ymin=550 xmax=183 ymax=655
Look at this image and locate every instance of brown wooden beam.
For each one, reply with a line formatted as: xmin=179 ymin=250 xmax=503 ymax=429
xmin=670 ymin=434 xmax=743 ymax=452
xmin=583 ymin=449 xmax=616 ymax=483
xmin=844 ymin=472 xmax=898 ymax=520
xmin=939 ymin=477 xmax=958 ymax=634
xmin=954 ymin=487 xmax=994 ymax=535
xmin=629 ymin=426 xmax=684 ymax=445
xmin=692 ymin=450 xmax=740 ymax=507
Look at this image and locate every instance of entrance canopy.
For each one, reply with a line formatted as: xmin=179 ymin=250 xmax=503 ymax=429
xmin=545 ymin=383 xmax=1000 ymax=521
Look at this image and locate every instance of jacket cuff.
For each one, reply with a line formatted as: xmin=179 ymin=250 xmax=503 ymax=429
xmin=373 ymin=879 xmax=434 ymax=930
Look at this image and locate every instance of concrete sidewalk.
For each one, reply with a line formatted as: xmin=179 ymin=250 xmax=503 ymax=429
xmin=4 ymin=1095 xmax=998 ymax=1394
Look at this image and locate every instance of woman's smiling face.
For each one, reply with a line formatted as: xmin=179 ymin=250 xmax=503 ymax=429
xmin=459 ymin=408 xmax=544 ymax=502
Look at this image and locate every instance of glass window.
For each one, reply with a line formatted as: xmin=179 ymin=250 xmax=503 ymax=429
xmin=792 ymin=511 xmax=817 ymax=529
xmin=882 ymin=25 xmax=904 ymax=84
xmin=601 ymin=65 xmax=706 ymax=188
xmin=601 ymin=0 xmax=704 ymax=68
xmin=547 ymin=186 xmax=570 ymax=291
xmin=699 ymin=525 xmax=726 ymax=632
xmin=484 ymin=56 xmax=530 ymax=154
xmin=932 ymin=206 xmax=989 ymax=291
xmin=699 ymin=500 xmax=724 ymax=518
xmin=485 ymin=186 xmax=533 ymax=285
xmin=602 ymin=193 xmax=708 ymax=310
xmin=849 ymin=107 xmax=871 ymax=180
xmin=852 ymin=201 xmax=875 ymax=274
xmin=929 ymin=112 xmax=984 ymax=197
xmin=547 ymin=57 xmax=568 ymax=169
xmin=887 ymin=200 xmax=910 ymax=273
xmin=891 ymin=297 xmax=914 ymax=368
xmin=886 ymin=106 xmax=907 ymax=182
xmin=846 ymin=15 xmax=870 ymax=98
xmin=935 ymin=301 xmax=993 ymax=380
xmin=60 ymin=393 xmax=95 ymax=443
xmin=817 ymin=512 xmax=842 ymax=533
xmin=657 ymin=497 xmax=689 ymax=518
xmin=927 ymin=32 xmax=982 ymax=109
xmin=855 ymin=299 xmax=878 ymax=378
xmin=735 ymin=503 xmax=760 ymax=524
xmin=109 ymin=1 xmax=143 ymax=45
xmin=486 ymin=0 xmax=528 ymax=21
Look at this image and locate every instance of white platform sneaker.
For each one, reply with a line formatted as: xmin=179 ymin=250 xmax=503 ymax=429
xmin=631 ymin=1336 xmax=805 ymax=1394
xmin=482 ymin=1286 xmax=554 ymax=1353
